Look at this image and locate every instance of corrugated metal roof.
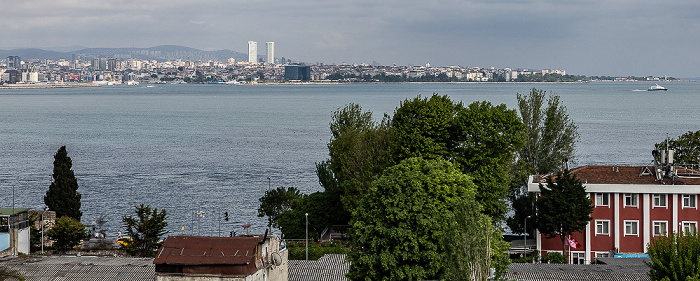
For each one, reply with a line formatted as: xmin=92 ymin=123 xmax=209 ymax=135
xmin=153 ymin=236 xmax=263 ymax=266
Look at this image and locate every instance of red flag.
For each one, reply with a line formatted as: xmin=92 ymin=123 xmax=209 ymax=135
xmin=566 ymin=236 xmax=582 ymax=249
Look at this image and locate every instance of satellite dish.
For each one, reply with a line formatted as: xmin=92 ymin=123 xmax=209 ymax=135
xmin=272 ymin=252 xmax=282 ymax=266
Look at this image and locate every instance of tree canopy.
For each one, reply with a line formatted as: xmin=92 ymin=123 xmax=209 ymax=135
xmin=122 ymin=204 xmax=169 ymax=257
xmin=44 ymin=145 xmax=82 ymax=220
xmin=534 ymin=169 xmax=593 ymax=252
xmin=646 ymin=231 xmax=700 ymax=281
xmin=347 ymin=157 xmax=497 ymax=280
xmin=257 ymin=187 xmax=302 ymax=229
xmin=47 ymin=216 xmax=86 ymax=252
xmin=655 ymin=130 xmax=700 ymax=165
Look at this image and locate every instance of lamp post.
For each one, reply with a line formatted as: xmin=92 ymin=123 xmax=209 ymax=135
xmin=305 ymin=212 xmax=309 ymax=261
xmin=129 ymin=186 xmax=134 ymax=209
xmin=524 ymin=215 xmax=531 ymax=258
xmin=267 ymin=177 xmax=271 ymax=190
xmin=41 ymin=206 xmax=48 ymax=255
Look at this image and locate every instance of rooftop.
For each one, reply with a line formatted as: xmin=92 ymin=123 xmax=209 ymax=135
xmin=533 ymin=165 xmax=700 ymax=186
xmin=153 ymin=235 xmax=263 ymax=266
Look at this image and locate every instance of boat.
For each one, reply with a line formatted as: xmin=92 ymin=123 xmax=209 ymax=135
xmin=648 ymin=84 xmax=668 ymax=91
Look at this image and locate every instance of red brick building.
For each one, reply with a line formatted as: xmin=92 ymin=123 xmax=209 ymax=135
xmin=528 ymin=159 xmax=700 ymax=264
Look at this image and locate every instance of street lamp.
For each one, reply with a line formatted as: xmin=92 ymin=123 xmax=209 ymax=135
xmin=196 ymin=205 xmax=207 ymax=236
xmin=267 ymin=177 xmax=271 ymax=190
xmin=41 ymin=206 xmax=48 ymax=255
xmin=524 ymin=215 xmax=531 ymax=258
xmin=305 ymin=212 xmax=309 ymax=261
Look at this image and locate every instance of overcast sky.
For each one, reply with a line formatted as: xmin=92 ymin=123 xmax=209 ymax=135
xmin=2 ymin=0 xmax=699 ymax=77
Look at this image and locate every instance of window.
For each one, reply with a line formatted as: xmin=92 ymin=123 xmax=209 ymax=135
xmin=596 ymin=220 xmax=610 ymax=235
xmin=624 ymin=193 xmax=638 ymax=207
xmin=571 ymin=252 xmax=585 ymax=264
xmin=596 ymin=252 xmax=611 ymax=258
xmin=624 ymin=220 xmax=639 ymax=236
xmin=653 ymin=194 xmax=667 ymax=208
xmin=683 ymin=195 xmax=697 ymax=208
xmin=596 ymin=193 xmax=609 ymax=207
xmin=683 ymin=222 xmax=697 ymax=234
xmin=653 ymin=221 xmax=668 ymax=236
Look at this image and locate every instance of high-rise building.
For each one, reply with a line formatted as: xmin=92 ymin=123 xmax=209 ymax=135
xmin=248 ymin=41 xmax=257 ymax=64
xmin=266 ymin=42 xmax=275 ymax=65
xmin=7 ymin=56 xmax=21 ymax=69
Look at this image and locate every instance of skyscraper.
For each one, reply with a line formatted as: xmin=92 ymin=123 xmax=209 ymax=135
xmin=266 ymin=42 xmax=275 ymax=65
xmin=248 ymin=41 xmax=257 ymax=64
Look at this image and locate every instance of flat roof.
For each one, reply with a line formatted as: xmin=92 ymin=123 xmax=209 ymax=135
xmin=0 ymin=208 xmax=30 ymax=216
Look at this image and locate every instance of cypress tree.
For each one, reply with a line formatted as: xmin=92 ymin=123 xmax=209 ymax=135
xmin=44 ymin=146 xmax=82 ymax=220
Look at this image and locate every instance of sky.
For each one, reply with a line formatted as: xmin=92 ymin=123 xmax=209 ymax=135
xmin=2 ymin=0 xmax=700 ymax=77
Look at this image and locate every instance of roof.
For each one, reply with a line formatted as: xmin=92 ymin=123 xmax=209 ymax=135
xmin=153 ymin=236 xmax=263 ymax=266
xmin=0 ymin=208 xmax=30 ymax=216
xmin=506 ymin=262 xmax=650 ymax=281
xmin=288 ymin=254 xmax=349 ymax=281
xmin=532 ymin=165 xmax=700 ymax=186
xmin=0 ymin=256 xmax=154 ymax=281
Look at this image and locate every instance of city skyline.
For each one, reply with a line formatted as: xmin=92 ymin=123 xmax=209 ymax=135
xmin=2 ymin=1 xmax=700 ymax=77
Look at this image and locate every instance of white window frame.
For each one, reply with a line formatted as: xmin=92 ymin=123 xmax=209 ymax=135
xmin=595 ymin=252 xmax=611 ymax=258
xmin=682 ymin=221 xmax=697 ymax=234
xmin=624 ymin=193 xmax=638 ymax=207
xmin=571 ymin=252 xmax=586 ymax=264
xmin=596 ymin=220 xmax=610 ymax=236
xmin=624 ymin=220 xmax=639 ymax=236
xmin=683 ymin=194 xmax=697 ymax=209
xmin=653 ymin=221 xmax=668 ymax=236
xmin=596 ymin=193 xmax=609 ymax=207
xmin=653 ymin=194 xmax=667 ymax=208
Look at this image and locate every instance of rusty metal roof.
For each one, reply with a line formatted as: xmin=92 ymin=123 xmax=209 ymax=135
xmin=153 ymin=236 xmax=263 ymax=266
xmin=533 ymin=165 xmax=700 ymax=186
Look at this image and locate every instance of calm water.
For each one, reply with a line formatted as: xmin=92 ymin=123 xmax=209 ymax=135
xmin=1 ymin=82 xmax=698 ymax=236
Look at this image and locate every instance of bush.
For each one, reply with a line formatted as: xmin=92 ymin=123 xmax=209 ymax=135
xmin=512 ymin=250 xmax=540 ymax=263
xmin=286 ymin=241 xmax=348 ymax=260
xmin=542 ymin=252 xmax=567 ymax=264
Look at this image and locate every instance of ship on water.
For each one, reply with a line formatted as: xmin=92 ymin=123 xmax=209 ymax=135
xmin=648 ymin=84 xmax=668 ymax=91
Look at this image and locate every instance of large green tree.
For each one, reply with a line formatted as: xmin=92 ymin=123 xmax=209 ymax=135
xmin=646 ymin=232 xmax=700 ymax=281
xmin=122 ymin=204 xmax=169 ymax=257
xmin=516 ymin=88 xmax=579 ymax=175
xmin=655 ymin=130 xmax=700 ymax=165
xmin=390 ymin=95 xmax=524 ymax=220
xmin=257 ymin=187 xmax=302 ymax=229
xmin=47 ymin=216 xmax=86 ymax=252
xmin=509 ymin=88 xmax=579 ymax=235
xmin=534 ymin=169 xmax=593 ymax=253
xmin=347 ymin=157 xmax=500 ymax=280
xmin=277 ymin=191 xmax=350 ymax=239
xmin=44 ymin=146 xmax=82 ymax=220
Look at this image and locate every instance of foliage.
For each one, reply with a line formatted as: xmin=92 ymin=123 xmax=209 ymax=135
xmin=28 ymin=211 xmax=42 ymax=253
xmin=390 ymin=94 xmax=524 ymax=220
xmin=442 ymin=199 xmax=510 ymax=280
xmin=517 ymin=88 xmax=579 ymax=175
xmin=0 ymin=270 xmax=26 ymax=281
xmin=121 ymin=204 xmax=169 ymax=257
xmin=347 ymin=157 xmax=477 ymax=281
xmin=44 ymin=146 xmax=82 ymax=220
xmin=646 ymin=231 xmax=700 ymax=281
xmin=542 ymin=252 xmax=567 ymax=264
xmin=47 ymin=216 xmax=86 ymax=252
xmin=534 ymin=169 xmax=593 ymax=252
xmin=257 ymin=187 xmax=302 ymax=229
xmin=277 ymin=191 xmax=350 ymax=239
xmin=512 ymin=250 xmax=540 ymax=263
xmin=286 ymin=241 xmax=348 ymax=260
xmin=654 ymin=130 xmax=700 ymax=165
xmin=323 ymin=103 xmax=392 ymax=213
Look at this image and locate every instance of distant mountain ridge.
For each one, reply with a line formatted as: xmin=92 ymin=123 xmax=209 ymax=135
xmin=0 ymin=45 xmax=249 ymax=62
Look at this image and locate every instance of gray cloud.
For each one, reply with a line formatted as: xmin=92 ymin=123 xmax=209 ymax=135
xmin=2 ymin=0 xmax=699 ymax=76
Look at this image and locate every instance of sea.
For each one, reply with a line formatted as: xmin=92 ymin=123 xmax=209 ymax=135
xmin=1 ymin=81 xmax=698 ymax=237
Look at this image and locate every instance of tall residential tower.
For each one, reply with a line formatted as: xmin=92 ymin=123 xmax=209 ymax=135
xmin=248 ymin=41 xmax=257 ymax=64
xmin=266 ymin=42 xmax=275 ymax=65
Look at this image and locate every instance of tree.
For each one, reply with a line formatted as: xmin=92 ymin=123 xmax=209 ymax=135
xmin=390 ymin=95 xmax=524 ymax=220
xmin=646 ymin=232 xmax=700 ymax=281
xmin=509 ymin=88 xmax=579 ymax=235
xmin=534 ymin=169 xmax=593 ymax=253
xmin=516 ymin=88 xmax=579 ymax=175
xmin=277 ymin=191 xmax=350 ymax=239
xmin=655 ymin=130 xmax=700 ymax=165
xmin=257 ymin=187 xmax=302 ymax=229
xmin=347 ymin=157 xmax=483 ymax=280
xmin=122 ymin=204 xmax=168 ymax=257
xmin=44 ymin=146 xmax=82 ymax=220
xmin=47 ymin=216 xmax=86 ymax=252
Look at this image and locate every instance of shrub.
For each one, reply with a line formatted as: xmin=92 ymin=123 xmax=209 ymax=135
xmin=542 ymin=252 xmax=567 ymax=264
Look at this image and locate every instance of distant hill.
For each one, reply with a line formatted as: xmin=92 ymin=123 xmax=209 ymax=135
xmin=0 ymin=45 xmax=250 ymax=63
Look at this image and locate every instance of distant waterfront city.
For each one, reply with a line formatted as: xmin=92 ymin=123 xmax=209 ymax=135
xmin=0 ymin=44 xmax=679 ymax=87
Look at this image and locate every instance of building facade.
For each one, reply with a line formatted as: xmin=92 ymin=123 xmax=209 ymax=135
xmin=0 ymin=208 xmax=31 ymax=256
xmin=248 ymin=41 xmax=257 ymax=64
xmin=528 ymin=156 xmax=700 ymax=264
xmin=266 ymin=42 xmax=274 ymax=65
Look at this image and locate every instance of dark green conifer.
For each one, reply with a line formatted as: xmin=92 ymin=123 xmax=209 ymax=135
xmin=44 ymin=146 xmax=82 ymax=220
